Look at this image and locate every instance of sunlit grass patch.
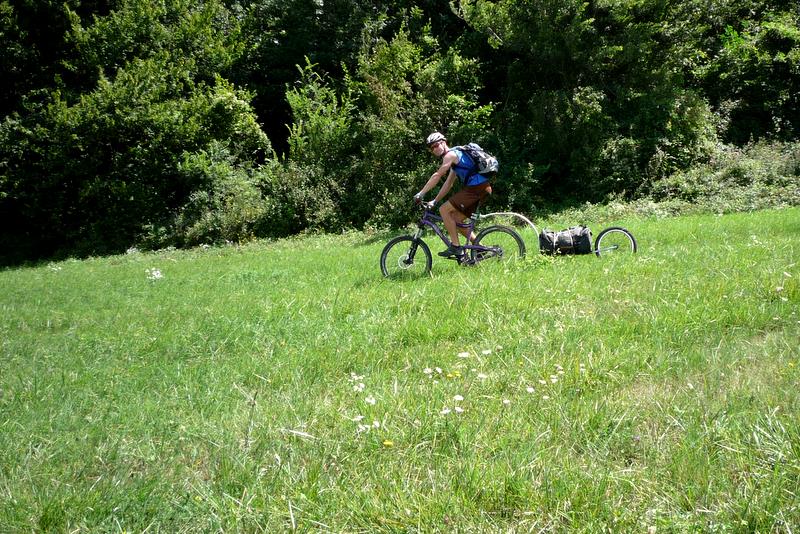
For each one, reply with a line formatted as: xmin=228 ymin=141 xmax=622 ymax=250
xmin=0 ymin=208 xmax=798 ymax=531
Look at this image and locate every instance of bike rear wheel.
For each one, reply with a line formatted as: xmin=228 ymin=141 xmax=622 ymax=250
xmin=471 ymin=225 xmax=526 ymax=263
xmin=594 ymin=227 xmax=637 ymax=256
xmin=380 ymin=236 xmax=432 ymax=278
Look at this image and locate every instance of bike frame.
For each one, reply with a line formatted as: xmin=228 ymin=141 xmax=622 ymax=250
xmin=412 ymin=208 xmax=488 ymax=254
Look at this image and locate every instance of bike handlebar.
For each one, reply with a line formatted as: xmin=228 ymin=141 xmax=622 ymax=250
xmin=413 ymin=197 xmax=434 ymax=210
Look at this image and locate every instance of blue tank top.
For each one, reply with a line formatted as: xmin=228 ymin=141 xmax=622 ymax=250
xmin=450 ymin=148 xmax=488 ymax=187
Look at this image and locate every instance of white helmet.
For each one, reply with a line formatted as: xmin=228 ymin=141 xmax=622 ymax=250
xmin=425 ymin=132 xmax=446 ymax=146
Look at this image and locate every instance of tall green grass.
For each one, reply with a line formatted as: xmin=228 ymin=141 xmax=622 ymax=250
xmin=1 ymin=208 xmax=798 ymax=532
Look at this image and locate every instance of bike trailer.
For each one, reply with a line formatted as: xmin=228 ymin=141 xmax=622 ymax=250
xmin=539 ymin=225 xmax=592 ymax=255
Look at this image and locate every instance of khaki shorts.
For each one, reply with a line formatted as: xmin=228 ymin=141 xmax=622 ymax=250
xmin=448 ymin=182 xmax=492 ymax=218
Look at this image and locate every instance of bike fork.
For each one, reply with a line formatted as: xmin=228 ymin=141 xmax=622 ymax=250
xmin=405 ymin=229 xmax=424 ymax=261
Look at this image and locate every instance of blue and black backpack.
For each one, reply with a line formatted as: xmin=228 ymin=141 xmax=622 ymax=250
xmin=451 ymin=143 xmax=499 ymax=184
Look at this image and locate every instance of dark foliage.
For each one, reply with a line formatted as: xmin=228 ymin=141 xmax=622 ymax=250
xmin=1 ymin=0 xmax=798 ymax=264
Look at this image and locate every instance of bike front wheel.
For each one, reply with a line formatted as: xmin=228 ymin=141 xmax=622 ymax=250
xmin=594 ymin=227 xmax=637 ymax=257
xmin=471 ymin=225 xmax=526 ymax=263
xmin=380 ymin=236 xmax=432 ymax=278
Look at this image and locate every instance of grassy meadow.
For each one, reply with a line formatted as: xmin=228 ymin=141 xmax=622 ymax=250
xmin=1 ymin=207 xmax=799 ymax=532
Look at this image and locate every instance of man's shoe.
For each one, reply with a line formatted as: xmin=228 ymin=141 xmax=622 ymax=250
xmin=438 ymin=244 xmax=462 ymax=258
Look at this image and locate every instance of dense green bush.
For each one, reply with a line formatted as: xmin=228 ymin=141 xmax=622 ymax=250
xmin=141 ymin=154 xmax=347 ymax=248
xmin=701 ymin=10 xmax=800 ymax=143
xmin=258 ymin=160 xmax=345 ymax=236
xmin=1 ymin=0 xmax=799 ymax=264
xmin=272 ymin=25 xmax=497 ymax=231
xmin=0 ymin=56 xmax=270 ymax=261
xmin=459 ymin=0 xmax=729 ymax=208
xmin=145 ymin=144 xmax=269 ymax=248
xmin=65 ymin=0 xmax=242 ymax=92
xmin=650 ymin=141 xmax=800 ymax=212
xmin=345 ymin=26 xmax=497 ymax=228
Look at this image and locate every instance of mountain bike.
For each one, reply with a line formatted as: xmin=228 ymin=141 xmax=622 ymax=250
xmin=380 ymin=205 xmax=525 ymax=278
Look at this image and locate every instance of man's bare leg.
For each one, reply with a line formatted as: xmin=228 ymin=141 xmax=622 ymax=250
xmin=439 ymin=202 xmax=466 ymax=246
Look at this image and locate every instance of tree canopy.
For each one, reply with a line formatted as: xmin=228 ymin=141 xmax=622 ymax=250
xmin=1 ymin=0 xmax=798 ymax=263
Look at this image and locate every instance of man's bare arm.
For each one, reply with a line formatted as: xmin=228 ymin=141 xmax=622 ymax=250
xmin=418 ymin=152 xmax=457 ymax=196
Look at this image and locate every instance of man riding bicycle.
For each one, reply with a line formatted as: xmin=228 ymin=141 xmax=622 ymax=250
xmin=414 ymin=132 xmax=493 ymax=258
